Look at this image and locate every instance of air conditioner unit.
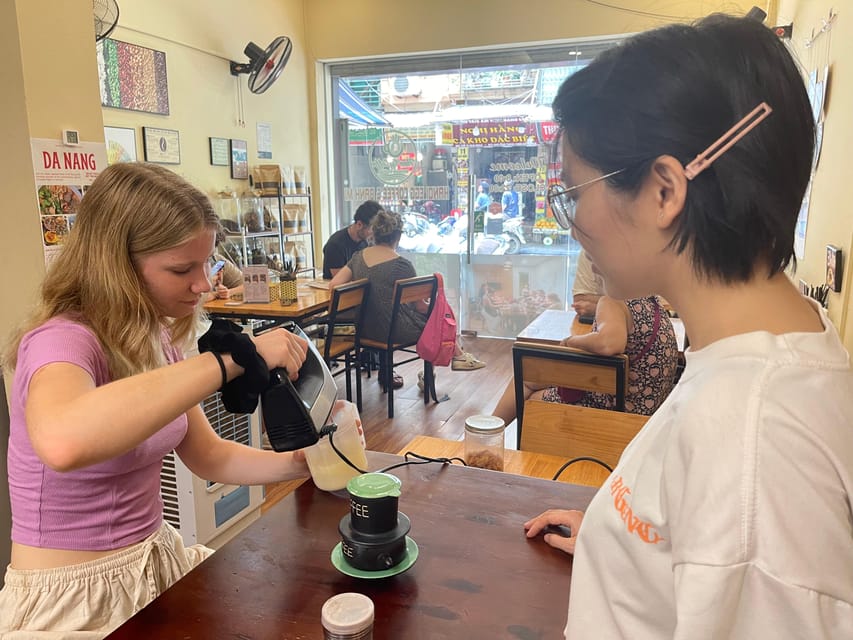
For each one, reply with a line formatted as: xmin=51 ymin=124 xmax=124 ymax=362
xmin=160 ymin=325 xmax=265 ymax=549
xmin=392 ymin=75 xmax=422 ymax=97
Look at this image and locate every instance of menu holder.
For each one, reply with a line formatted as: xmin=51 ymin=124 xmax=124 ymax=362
xmin=242 ymin=266 xmax=270 ymax=303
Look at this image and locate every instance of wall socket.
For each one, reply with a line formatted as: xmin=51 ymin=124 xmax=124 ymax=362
xmin=799 ymin=279 xmax=808 ymax=295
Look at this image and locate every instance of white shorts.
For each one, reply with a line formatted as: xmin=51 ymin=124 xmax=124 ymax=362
xmin=0 ymin=522 xmax=213 ymax=639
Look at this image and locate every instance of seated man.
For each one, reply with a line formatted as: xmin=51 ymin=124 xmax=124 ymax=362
xmin=322 ymin=200 xmax=382 ymax=279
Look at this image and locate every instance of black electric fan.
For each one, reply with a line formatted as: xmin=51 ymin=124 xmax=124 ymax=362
xmin=230 ymin=36 xmax=292 ymax=94
xmin=93 ymin=0 xmax=120 ymax=42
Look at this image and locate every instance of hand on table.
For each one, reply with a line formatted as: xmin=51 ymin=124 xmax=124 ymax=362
xmin=253 ymin=328 xmax=308 ymax=381
xmin=524 ymin=509 xmax=585 ymax=555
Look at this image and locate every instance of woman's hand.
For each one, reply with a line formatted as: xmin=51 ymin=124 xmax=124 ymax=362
xmin=253 ymin=328 xmax=309 ymax=380
xmin=212 ymin=282 xmax=230 ymax=299
xmin=524 ymin=509 xmax=585 ymax=555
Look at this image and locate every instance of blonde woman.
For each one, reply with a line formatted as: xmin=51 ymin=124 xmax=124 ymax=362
xmin=0 ymin=162 xmax=310 ymax=636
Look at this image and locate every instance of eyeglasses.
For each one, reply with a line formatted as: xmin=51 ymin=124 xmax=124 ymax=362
xmin=546 ymin=102 xmax=773 ymax=229
xmin=546 ymin=169 xmax=626 ymax=229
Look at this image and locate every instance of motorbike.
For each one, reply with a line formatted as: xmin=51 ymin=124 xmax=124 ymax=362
xmin=476 ymin=215 xmax=527 ymax=254
xmin=500 ymin=216 xmax=527 ymax=255
xmin=402 ymin=211 xmax=432 ymax=238
xmin=416 ymin=200 xmax=442 ymax=222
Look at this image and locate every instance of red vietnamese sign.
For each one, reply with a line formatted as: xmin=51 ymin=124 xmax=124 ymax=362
xmin=452 ymin=120 xmax=559 ymax=146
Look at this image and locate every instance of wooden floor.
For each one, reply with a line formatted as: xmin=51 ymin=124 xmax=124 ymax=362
xmin=263 ymin=336 xmax=512 ymax=510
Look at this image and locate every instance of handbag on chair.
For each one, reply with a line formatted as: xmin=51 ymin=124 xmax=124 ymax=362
xmin=416 ymin=273 xmax=457 ymax=367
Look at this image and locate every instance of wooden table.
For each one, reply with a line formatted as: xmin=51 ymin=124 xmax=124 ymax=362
xmin=107 ymin=451 xmax=596 ymax=639
xmin=517 ymin=308 xmax=687 ymax=352
xmin=400 ymin=435 xmax=612 ymax=487
xmin=516 ymin=308 xmax=588 ymax=344
xmin=203 ymin=279 xmax=331 ymax=326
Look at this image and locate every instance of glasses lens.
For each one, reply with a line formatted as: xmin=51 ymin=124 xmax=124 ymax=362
xmin=547 ymin=184 xmax=574 ymax=229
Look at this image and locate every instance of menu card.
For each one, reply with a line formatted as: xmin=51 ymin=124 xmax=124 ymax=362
xmin=242 ymin=266 xmax=270 ymax=303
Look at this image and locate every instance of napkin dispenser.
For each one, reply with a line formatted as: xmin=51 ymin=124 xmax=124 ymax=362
xmin=261 ymin=325 xmax=337 ymax=452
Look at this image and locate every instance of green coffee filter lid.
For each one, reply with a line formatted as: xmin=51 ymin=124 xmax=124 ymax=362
xmin=347 ymin=472 xmax=401 ymax=498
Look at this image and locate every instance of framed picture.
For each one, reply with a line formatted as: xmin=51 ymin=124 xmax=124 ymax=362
xmin=826 ymin=244 xmax=842 ymax=292
xmin=104 ymin=126 xmax=137 ymax=165
xmin=209 ymin=137 xmax=230 ymax=166
xmin=142 ymin=127 xmax=181 ymax=164
xmin=230 ymin=139 xmax=248 ymax=179
xmin=97 ymin=38 xmax=169 ymax=115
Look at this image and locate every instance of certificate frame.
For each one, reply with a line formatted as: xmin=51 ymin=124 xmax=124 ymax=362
xmin=209 ymin=137 xmax=230 ymax=166
xmin=230 ymin=138 xmax=249 ymax=179
xmin=142 ymin=126 xmax=181 ymax=164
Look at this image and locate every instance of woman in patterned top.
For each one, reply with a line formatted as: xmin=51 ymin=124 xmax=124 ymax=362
xmin=490 ymin=294 xmax=678 ymax=423
xmin=542 ymin=295 xmax=677 ymax=415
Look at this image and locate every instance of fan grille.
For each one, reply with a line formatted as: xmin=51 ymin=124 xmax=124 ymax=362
xmin=94 ymin=0 xmax=119 ymax=42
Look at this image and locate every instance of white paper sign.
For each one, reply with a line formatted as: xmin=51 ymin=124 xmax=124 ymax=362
xmin=31 ymin=138 xmax=107 ymax=266
xmin=242 ymin=266 xmax=270 ymax=303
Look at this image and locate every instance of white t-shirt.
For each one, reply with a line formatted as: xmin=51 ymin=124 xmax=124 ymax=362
xmin=573 ymin=249 xmax=605 ymax=297
xmin=566 ymin=303 xmax=853 ymax=639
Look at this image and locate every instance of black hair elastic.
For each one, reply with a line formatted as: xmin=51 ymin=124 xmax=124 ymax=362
xmin=210 ymin=351 xmax=227 ymax=392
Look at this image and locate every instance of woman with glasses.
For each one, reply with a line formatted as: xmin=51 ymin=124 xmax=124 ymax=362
xmin=524 ymin=13 xmax=852 ymax=639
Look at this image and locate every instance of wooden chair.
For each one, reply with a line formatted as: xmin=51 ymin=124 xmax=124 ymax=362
xmin=320 ymin=279 xmax=369 ymax=411
xmin=520 ymin=400 xmax=648 ymax=470
xmin=512 ymin=340 xmax=629 ymax=449
xmin=358 ymin=274 xmax=439 ymax=418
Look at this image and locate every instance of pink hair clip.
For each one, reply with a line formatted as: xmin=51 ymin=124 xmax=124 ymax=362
xmin=683 ymin=102 xmax=773 ymax=180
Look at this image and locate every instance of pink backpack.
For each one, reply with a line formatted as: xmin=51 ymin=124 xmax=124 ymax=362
xmin=417 ymin=273 xmax=457 ymax=367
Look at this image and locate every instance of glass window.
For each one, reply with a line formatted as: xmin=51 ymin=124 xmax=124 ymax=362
xmin=324 ymin=38 xmax=619 ymax=338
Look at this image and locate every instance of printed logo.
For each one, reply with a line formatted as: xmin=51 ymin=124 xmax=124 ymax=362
xmin=610 ymin=476 xmax=665 ymax=545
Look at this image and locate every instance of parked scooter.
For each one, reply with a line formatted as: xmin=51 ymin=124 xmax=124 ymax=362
xmin=402 ymin=211 xmax=432 ymax=238
xmin=500 ymin=216 xmax=527 ymax=254
xmin=477 ymin=215 xmax=526 ymax=254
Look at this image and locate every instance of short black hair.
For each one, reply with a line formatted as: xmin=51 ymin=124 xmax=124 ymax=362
xmin=353 ymin=200 xmax=383 ymax=225
xmin=552 ymin=14 xmax=814 ymax=283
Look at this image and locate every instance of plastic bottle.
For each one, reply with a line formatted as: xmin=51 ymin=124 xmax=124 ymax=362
xmin=464 ymin=414 xmax=506 ymax=471
xmin=321 ymin=592 xmax=374 ymax=639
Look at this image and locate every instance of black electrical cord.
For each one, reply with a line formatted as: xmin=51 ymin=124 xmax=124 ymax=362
xmin=379 ymin=451 xmax=467 ymax=473
xmin=320 ymin=424 xmax=466 ymax=476
xmin=321 ymin=423 xmax=369 ymax=474
xmin=551 ymin=456 xmax=612 ymax=482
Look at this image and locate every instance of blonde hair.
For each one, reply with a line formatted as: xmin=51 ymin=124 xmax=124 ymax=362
xmin=5 ymin=162 xmax=219 ymax=379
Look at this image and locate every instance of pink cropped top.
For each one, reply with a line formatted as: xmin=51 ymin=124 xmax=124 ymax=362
xmin=7 ymin=316 xmax=188 ymax=551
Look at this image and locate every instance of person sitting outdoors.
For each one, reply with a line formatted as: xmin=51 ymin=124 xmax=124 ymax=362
xmin=329 ymin=210 xmax=484 ymax=389
xmin=0 ymin=162 xmax=310 ymax=637
xmin=490 ymin=295 xmax=678 ymax=424
xmin=322 ymin=200 xmax=382 ymax=279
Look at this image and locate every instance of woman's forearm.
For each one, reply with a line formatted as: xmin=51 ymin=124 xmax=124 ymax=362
xmin=27 ymin=352 xmax=243 ymax=472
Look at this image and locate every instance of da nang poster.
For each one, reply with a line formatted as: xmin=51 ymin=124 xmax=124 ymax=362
xmin=31 ymin=138 xmax=107 ymax=266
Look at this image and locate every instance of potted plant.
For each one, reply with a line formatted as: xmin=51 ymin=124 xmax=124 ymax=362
xmin=279 ymin=255 xmax=297 ymax=305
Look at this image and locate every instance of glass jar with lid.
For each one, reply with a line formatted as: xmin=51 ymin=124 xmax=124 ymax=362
xmin=464 ymin=415 xmax=506 ymax=471
xmin=321 ymin=592 xmax=374 ymax=639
